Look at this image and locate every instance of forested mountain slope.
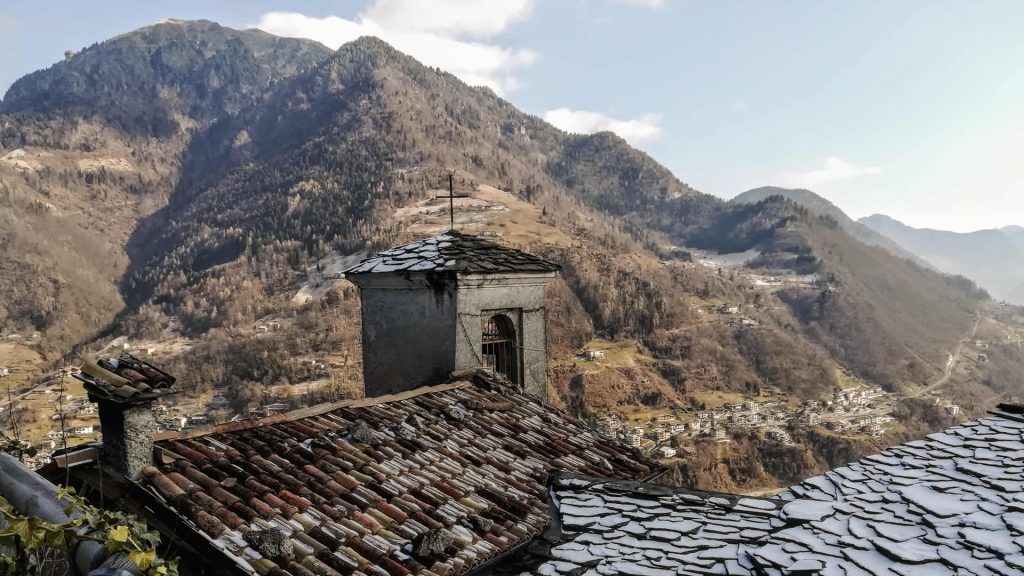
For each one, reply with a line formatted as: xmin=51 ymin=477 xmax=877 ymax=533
xmin=732 ymin=186 xmax=928 ymax=267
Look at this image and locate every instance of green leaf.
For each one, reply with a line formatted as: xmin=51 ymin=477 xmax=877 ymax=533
xmin=3 ymin=518 xmax=32 ymax=544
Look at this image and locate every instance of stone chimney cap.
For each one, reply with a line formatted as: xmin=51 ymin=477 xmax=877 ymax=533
xmin=74 ymin=353 xmax=177 ymax=405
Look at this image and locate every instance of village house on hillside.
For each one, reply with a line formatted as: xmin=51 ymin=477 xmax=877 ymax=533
xmin=1 ymin=231 xmax=1023 ymax=576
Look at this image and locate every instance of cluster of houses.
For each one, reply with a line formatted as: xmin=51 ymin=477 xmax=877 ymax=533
xmin=19 ymin=421 xmax=99 ymax=469
xmin=695 ymin=399 xmax=791 ymax=430
xmin=796 ymin=384 xmax=894 ymax=436
xmin=154 ymin=396 xmax=298 ymax=433
xmin=595 ymin=385 xmax=898 ymax=460
xmin=765 ymin=428 xmax=793 ymax=444
xmin=154 ymin=402 xmax=212 ymax=432
xmin=49 ymin=396 xmax=97 ymax=422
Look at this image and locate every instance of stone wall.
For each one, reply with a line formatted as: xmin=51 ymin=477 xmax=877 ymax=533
xmin=351 ymin=270 xmax=554 ymax=400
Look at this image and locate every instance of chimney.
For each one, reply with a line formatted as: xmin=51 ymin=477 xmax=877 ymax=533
xmin=77 ymin=354 xmax=176 ymax=480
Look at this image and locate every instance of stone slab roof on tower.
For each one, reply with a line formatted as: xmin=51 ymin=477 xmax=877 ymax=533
xmin=344 ymin=231 xmax=561 ymax=275
xmin=136 ymin=370 xmax=653 ymax=576
xmin=527 ymin=405 xmax=1024 ymax=576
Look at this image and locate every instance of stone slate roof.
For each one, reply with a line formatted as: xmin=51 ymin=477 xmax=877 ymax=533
xmin=529 ymin=476 xmax=785 ymax=576
xmin=760 ymin=405 xmax=1024 ymax=576
xmin=139 ymin=372 xmax=653 ymax=576
xmin=344 ymin=231 xmax=561 ymax=275
xmin=528 ymin=406 xmax=1024 ymax=576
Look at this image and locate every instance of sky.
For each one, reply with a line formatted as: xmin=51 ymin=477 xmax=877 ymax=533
xmin=1 ymin=0 xmax=1023 ymax=232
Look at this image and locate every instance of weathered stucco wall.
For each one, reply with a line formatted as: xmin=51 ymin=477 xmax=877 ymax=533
xmin=353 ymin=273 xmax=459 ymax=397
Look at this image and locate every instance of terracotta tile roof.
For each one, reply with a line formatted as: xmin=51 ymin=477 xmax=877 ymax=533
xmin=73 ymin=353 xmax=177 ymax=403
xmin=139 ymin=373 xmax=653 ymax=576
xmin=528 ymin=406 xmax=1024 ymax=576
xmin=344 ymin=231 xmax=560 ymax=276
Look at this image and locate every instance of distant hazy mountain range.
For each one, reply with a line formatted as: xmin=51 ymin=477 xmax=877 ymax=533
xmin=859 ymin=215 xmax=1024 ymax=306
xmin=732 ymin=187 xmax=1024 ymax=306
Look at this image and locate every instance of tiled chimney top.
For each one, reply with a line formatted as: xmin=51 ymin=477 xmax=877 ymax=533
xmin=75 ymin=353 xmax=178 ymax=405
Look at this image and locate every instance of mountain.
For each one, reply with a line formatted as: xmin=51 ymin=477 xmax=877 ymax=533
xmin=0 ymin=20 xmax=331 ymax=351
xmin=2 ymin=19 xmax=330 ymax=136
xmin=860 ymin=214 xmax=1024 ymax=305
xmin=1003 ymin=225 xmax=1024 ymax=253
xmin=2 ymin=22 xmax=1023 ymax=492
xmin=732 ymin=187 xmax=929 ymax=267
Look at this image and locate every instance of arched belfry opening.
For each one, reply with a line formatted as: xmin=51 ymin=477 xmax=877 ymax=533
xmin=482 ymin=313 xmax=520 ymax=385
xmin=345 ymin=230 xmax=559 ymax=400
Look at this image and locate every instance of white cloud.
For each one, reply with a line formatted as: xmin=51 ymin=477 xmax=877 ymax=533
xmin=254 ymin=1 xmax=538 ymax=95
xmin=362 ymin=0 xmax=533 ymax=38
xmin=543 ymin=107 xmax=663 ymax=145
xmin=779 ymin=156 xmax=882 ymax=188
xmin=612 ymin=0 xmax=666 ymax=7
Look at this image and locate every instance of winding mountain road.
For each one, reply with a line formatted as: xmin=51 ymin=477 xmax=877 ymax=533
xmin=908 ymin=314 xmax=981 ymax=398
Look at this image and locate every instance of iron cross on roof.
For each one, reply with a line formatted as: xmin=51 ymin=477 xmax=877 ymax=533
xmin=434 ymin=171 xmax=470 ymax=230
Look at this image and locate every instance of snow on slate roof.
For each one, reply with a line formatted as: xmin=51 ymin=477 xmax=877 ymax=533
xmin=138 ymin=371 xmax=653 ymax=576
xmin=528 ymin=406 xmax=1024 ymax=576
xmin=344 ymin=231 xmax=560 ymax=275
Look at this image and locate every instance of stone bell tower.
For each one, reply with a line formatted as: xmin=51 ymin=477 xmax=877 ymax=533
xmin=344 ymin=231 xmax=560 ymax=400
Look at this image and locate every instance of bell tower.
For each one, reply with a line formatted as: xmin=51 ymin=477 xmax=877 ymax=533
xmin=345 ymin=231 xmax=560 ymax=400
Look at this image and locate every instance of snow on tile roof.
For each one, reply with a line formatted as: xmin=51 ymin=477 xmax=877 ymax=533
xmin=528 ymin=406 xmax=1024 ymax=576
xmin=344 ymin=231 xmax=560 ymax=275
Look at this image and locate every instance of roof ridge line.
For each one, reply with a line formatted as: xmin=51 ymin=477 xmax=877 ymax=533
xmin=158 ymin=381 xmax=474 ymax=441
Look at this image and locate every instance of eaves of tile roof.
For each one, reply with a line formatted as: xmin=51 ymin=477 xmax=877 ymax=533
xmin=138 ymin=371 xmax=654 ymax=576
xmin=527 ymin=405 xmax=1024 ymax=576
xmin=344 ymin=231 xmax=561 ymax=276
